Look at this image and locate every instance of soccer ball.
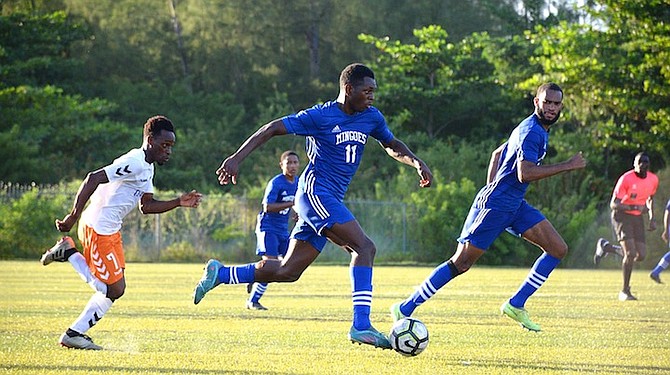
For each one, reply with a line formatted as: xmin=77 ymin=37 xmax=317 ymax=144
xmin=389 ymin=317 xmax=429 ymax=356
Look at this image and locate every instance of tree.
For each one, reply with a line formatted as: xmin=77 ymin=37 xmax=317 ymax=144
xmin=525 ymin=1 xmax=670 ymax=171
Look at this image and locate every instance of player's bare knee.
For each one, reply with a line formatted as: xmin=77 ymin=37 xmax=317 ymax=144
xmin=553 ymin=244 xmax=568 ymax=259
xmin=106 ymin=287 xmax=125 ymax=301
xmin=448 ymin=260 xmax=467 ymax=277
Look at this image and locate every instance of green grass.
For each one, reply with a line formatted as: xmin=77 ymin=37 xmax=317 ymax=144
xmin=1 ymin=261 xmax=669 ymax=374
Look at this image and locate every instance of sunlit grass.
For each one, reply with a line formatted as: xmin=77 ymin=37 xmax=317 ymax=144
xmin=1 ymin=261 xmax=669 ymax=374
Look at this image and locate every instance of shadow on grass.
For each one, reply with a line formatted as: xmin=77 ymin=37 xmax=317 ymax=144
xmin=455 ymin=358 xmax=670 ymax=374
xmin=3 ymin=364 xmax=289 ymax=375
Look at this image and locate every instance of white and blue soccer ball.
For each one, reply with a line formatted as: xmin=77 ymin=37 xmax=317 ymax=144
xmin=389 ymin=317 xmax=429 ymax=356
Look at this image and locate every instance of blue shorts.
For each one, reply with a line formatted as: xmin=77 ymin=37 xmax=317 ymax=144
xmin=255 ymin=231 xmax=289 ymax=257
xmin=457 ymin=200 xmax=545 ymax=250
xmin=290 ymin=189 xmax=355 ymax=252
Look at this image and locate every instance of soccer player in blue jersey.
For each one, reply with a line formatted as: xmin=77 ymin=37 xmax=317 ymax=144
xmin=650 ymin=198 xmax=670 ymax=284
xmin=193 ymin=63 xmax=433 ymax=349
xmin=390 ymin=83 xmax=586 ymax=332
xmin=245 ymin=150 xmax=300 ymax=310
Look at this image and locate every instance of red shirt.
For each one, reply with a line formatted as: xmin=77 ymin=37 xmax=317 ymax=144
xmin=613 ymin=170 xmax=658 ymax=216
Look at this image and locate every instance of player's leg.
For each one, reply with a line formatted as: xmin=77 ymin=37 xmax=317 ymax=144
xmin=194 ymin=238 xmax=319 ymax=304
xmin=246 ymin=231 xmax=276 ymax=310
xmin=392 ymin=242 xmax=484 ymax=322
xmin=500 ymin=204 xmax=562 ymax=332
xmin=60 ymin=227 xmax=123 ymax=350
xmin=318 ymin=220 xmax=390 ymax=349
xmin=40 ymin=235 xmax=108 ymax=293
xmin=323 ymin=220 xmax=375 ymax=326
xmin=618 ymin=214 xmax=644 ymax=300
xmin=248 ymin=233 xmax=291 ymax=309
xmin=619 ymin=239 xmax=637 ymax=299
xmin=650 ymin=250 xmax=670 ymax=283
xmin=391 ymin=206 xmax=502 ymax=321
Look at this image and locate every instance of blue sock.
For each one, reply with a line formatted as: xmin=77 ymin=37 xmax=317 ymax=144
xmin=217 ymin=263 xmax=256 ymax=284
xmin=351 ymin=266 xmax=372 ymax=330
xmin=651 ymin=251 xmax=670 ymax=276
xmin=400 ymin=260 xmax=454 ymax=317
xmin=250 ymin=283 xmax=268 ymax=303
xmin=509 ymin=253 xmax=561 ymax=308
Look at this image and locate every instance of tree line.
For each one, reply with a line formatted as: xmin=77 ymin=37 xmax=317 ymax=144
xmin=1 ymin=0 xmax=669 ymax=266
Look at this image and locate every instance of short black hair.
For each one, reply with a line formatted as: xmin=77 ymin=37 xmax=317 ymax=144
xmin=635 ymin=151 xmax=649 ymax=161
xmin=280 ymin=150 xmax=299 ymax=161
xmin=143 ymin=115 xmax=174 ymax=138
xmin=339 ymin=63 xmax=375 ymax=88
xmin=536 ymin=82 xmax=563 ymax=97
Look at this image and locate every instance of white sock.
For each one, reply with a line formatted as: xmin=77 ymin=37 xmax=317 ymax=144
xmin=69 ymin=252 xmax=107 ymax=294
xmin=70 ymin=292 xmax=113 ymax=335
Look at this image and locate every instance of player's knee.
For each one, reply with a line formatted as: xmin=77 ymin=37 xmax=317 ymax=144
xmin=106 ymin=287 xmax=125 ymax=301
xmin=448 ymin=260 xmax=466 ymax=277
xmin=106 ymin=281 xmax=126 ymax=301
xmin=554 ymin=243 xmax=568 ymax=259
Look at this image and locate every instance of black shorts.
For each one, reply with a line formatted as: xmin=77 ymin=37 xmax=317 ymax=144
xmin=611 ymin=211 xmax=646 ymax=243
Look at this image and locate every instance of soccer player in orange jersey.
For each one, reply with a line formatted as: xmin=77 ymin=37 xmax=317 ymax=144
xmin=40 ymin=115 xmax=202 ymax=349
xmin=594 ymin=152 xmax=658 ymax=301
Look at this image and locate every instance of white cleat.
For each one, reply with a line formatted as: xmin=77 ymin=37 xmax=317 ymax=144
xmin=40 ymin=236 xmax=76 ymax=265
xmin=59 ymin=332 xmax=102 ymax=350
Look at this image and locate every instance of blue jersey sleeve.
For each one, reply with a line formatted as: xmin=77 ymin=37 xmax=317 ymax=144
xmin=369 ymin=110 xmax=394 ymax=144
xmin=518 ymin=128 xmax=546 ymax=165
xmin=282 ymin=105 xmax=327 ymax=136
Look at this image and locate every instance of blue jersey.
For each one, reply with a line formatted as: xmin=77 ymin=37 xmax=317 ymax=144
xmin=256 ymin=173 xmax=298 ymax=235
xmin=474 ymin=114 xmax=548 ymax=212
xmin=282 ymin=101 xmax=394 ymax=201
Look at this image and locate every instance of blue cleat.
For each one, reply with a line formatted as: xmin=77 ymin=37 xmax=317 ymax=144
xmin=193 ymin=259 xmax=222 ymax=305
xmin=348 ymin=326 xmax=392 ymax=349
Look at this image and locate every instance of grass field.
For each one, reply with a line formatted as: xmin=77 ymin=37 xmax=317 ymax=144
xmin=1 ymin=260 xmax=669 ymax=374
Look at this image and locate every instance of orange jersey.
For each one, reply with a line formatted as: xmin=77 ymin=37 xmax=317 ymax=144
xmin=613 ymin=170 xmax=658 ymax=215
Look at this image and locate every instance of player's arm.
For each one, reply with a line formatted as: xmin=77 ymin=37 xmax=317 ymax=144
xmin=264 ymin=201 xmax=294 ymax=213
xmin=663 ymin=205 xmax=669 ymax=243
xmin=139 ymin=190 xmax=202 ymax=214
xmin=55 ymin=169 xmax=109 ymax=232
xmin=647 ymin=195 xmax=656 ymax=231
xmin=380 ymin=138 xmax=432 ymax=188
xmin=517 ymin=152 xmax=586 ymax=183
xmin=217 ymin=119 xmax=288 ymax=185
xmin=487 ymin=143 xmax=506 ymax=184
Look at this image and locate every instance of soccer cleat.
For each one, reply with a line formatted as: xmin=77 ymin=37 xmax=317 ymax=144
xmin=593 ymin=238 xmax=608 ymax=267
xmin=40 ymin=236 xmax=76 ymax=266
xmin=618 ymin=290 xmax=637 ymax=301
xmin=246 ymin=282 xmax=254 ymax=294
xmin=650 ymin=273 xmax=663 ymax=284
xmin=245 ymin=300 xmax=268 ymax=310
xmin=348 ymin=326 xmax=392 ymax=349
xmin=59 ymin=332 xmax=102 ymax=350
xmin=390 ymin=302 xmax=407 ymax=322
xmin=193 ymin=259 xmax=222 ymax=305
xmin=500 ymin=301 xmax=541 ymax=332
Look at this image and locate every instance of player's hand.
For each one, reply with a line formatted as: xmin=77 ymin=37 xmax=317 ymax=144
xmin=216 ymin=156 xmax=239 ymax=185
xmin=417 ymin=161 xmax=433 ymax=188
xmin=648 ymin=219 xmax=657 ymax=232
xmin=55 ymin=214 xmax=77 ymax=233
xmin=569 ymin=152 xmax=587 ymax=170
xmin=180 ymin=190 xmax=203 ymax=208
